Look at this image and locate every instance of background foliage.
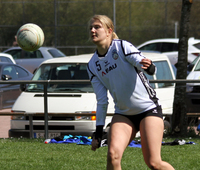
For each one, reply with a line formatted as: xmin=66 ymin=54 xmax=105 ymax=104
xmin=0 ymin=0 xmax=200 ymax=55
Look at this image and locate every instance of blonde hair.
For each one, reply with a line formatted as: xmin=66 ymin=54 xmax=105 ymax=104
xmin=89 ymin=15 xmax=119 ymax=40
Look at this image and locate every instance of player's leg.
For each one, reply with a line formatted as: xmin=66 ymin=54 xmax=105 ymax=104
xmin=140 ymin=116 xmax=175 ymax=170
xmin=106 ymin=114 xmax=137 ymax=170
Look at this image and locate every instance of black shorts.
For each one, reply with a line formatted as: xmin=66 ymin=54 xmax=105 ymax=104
xmin=115 ymin=105 xmax=163 ymax=131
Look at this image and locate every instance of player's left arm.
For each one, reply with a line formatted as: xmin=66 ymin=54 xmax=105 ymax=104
xmin=122 ymin=40 xmax=156 ymax=75
xmin=140 ymin=58 xmax=156 ymax=75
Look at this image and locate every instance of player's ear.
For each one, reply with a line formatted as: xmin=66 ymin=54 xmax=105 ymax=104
xmin=107 ymin=28 xmax=113 ymax=37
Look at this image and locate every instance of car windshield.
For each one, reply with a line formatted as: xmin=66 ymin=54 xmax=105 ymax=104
xmin=145 ymin=60 xmax=174 ymax=88
xmin=26 ymin=63 xmax=93 ymax=93
xmin=193 ymin=59 xmax=200 ymax=71
xmin=48 ymin=49 xmax=66 ymax=58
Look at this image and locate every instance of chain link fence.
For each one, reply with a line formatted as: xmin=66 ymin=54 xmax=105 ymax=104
xmin=0 ymin=0 xmax=200 ymax=55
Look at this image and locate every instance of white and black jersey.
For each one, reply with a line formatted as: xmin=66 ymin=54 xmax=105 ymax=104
xmin=87 ymin=39 xmax=160 ymax=126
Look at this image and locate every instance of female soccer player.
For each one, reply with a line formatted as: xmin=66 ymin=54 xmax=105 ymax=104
xmin=87 ymin=14 xmax=175 ymax=170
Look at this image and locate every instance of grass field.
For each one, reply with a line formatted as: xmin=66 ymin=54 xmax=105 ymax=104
xmin=0 ymin=137 xmax=200 ymax=170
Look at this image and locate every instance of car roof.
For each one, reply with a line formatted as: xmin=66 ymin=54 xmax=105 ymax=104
xmin=3 ymin=46 xmax=58 ymax=51
xmin=40 ymin=52 xmax=170 ymax=65
xmin=137 ymin=37 xmax=200 ymax=47
xmin=139 ymin=38 xmax=179 ymax=44
xmin=0 ymin=52 xmax=16 ymax=64
xmin=0 ymin=53 xmax=13 ymax=57
xmin=41 ymin=53 xmax=93 ymax=64
xmin=143 ymin=52 xmax=170 ymax=61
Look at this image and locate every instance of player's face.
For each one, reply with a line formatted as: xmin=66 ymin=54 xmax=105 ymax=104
xmin=90 ymin=20 xmax=110 ymax=45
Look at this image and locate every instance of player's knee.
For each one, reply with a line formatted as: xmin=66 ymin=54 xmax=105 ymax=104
xmin=146 ymin=159 xmax=162 ymax=170
xmin=107 ymin=149 xmax=121 ymax=165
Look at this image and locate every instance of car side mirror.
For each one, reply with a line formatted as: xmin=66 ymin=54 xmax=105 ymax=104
xmin=1 ymin=74 xmax=12 ymax=80
xmin=20 ymin=84 xmax=27 ymax=91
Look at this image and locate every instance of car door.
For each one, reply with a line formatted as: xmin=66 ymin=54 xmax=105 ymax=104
xmin=0 ymin=65 xmax=21 ymax=109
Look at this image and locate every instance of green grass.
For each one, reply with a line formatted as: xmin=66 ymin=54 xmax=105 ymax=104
xmin=0 ymin=137 xmax=200 ymax=170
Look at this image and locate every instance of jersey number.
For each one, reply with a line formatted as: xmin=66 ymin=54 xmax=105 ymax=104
xmin=95 ymin=61 xmax=102 ymax=71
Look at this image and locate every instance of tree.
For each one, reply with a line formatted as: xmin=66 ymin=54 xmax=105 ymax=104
xmin=172 ymin=0 xmax=193 ymax=135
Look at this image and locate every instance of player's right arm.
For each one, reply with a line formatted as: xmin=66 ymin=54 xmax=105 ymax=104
xmin=87 ymin=63 xmax=108 ymax=151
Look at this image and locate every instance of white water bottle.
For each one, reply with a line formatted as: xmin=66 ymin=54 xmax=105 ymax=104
xmin=44 ymin=139 xmax=51 ymax=144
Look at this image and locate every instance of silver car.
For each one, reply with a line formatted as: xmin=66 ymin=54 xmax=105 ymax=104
xmin=3 ymin=47 xmax=67 ymax=74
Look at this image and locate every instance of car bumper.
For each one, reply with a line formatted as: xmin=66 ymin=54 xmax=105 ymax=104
xmin=9 ymin=129 xmax=95 ymax=138
xmin=9 ymin=120 xmax=96 ymax=138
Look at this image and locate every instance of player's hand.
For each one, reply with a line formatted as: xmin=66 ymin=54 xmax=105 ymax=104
xmin=140 ymin=58 xmax=152 ymax=69
xmin=91 ymin=138 xmax=99 ymax=151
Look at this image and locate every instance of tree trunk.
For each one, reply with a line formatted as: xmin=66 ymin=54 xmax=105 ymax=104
xmin=172 ymin=0 xmax=192 ymax=135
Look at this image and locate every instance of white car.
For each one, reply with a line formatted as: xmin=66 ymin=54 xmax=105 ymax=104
xmin=10 ymin=52 xmax=175 ymax=138
xmin=0 ymin=53 xmax=16 ymax=64
xmin=137 ymin=37 xmax=200 ymax=66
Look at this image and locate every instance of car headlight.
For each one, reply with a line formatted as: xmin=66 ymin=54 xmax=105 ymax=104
xmin=75 ymin=116 xmax=96 ymax=121
xmin=186 ymin=85 xmax=193 ymax=93
xmin=11 ymin=116 xmax=26 ymax=120
xmin=75 ymin=111 xmax=96 ymax=121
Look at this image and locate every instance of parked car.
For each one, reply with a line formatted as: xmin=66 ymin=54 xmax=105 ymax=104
xmin=3 ymin=47 xmax=67 ymax=74
xmin=0 ymin=63 xmax=33 ymax=110
xmin=186 ymin=56 xmax=200 ymax=113
xmin=137 ymin=37 xmax=200 ymax=66
xmin=0 ymin=53 xmax=16 ymax=64
xmin=187 ymin=54 xmax=200 ymax=73
xmin=10 ymin=52 xmax=175 ymax=138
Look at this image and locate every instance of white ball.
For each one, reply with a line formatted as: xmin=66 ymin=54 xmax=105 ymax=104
xmin=16 ymin=23 xmax=45 ymax=51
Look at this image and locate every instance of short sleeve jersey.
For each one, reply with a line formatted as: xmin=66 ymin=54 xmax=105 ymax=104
xmin=87 ymin=39 xmax=160 ymax=126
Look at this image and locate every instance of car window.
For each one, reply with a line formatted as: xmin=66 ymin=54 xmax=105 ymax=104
xmin=5 ymin=49 xmax=21 ymax=59
xmin=144 ymin=60 xmax=174 ymax=89
xmin=187 ymin=56 xmax=199 ymax=73
xmin=23 ymin=50 xmax=43 ymax=59
xmin=27 ymin=63 xmax=92 ymax=93
xmin=0 ymin=56 xmax=13 ymax=63
xmin=139 ymin=43 xmax=162 ymax=52
xmin=161 ymin=43 xmax=178 ymax=52
xmin=2 ymin=65 xmax=18 ymax=80
xmin=15 ymin=66 xmax=29 ymax=78
xmin=5 ymin=49 xmax=43 ymax=59
xmin=144 ymin=74 xmax=155 ymax=89
xmin=155 ymin=61 xmax=174 ymax=88
xmin=194 ymin=59 xmax=200 ymax=71
xmin=48 ymin=49 xmax=66 ymax=58
xmin=193 ymin=43 xmax=200 ymax=50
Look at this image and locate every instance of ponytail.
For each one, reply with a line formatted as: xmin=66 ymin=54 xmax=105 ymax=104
xmin=112 ymin=32 xmax=119 ymax=39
